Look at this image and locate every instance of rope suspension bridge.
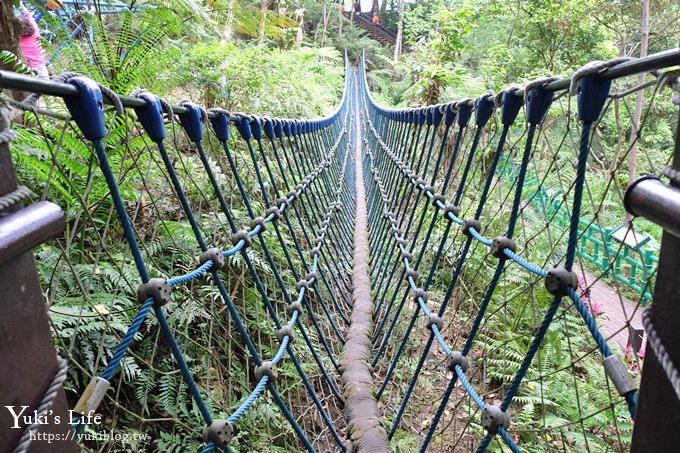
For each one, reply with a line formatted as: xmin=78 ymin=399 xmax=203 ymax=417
xmin=1 ymin=48 xmax=680 ymax=452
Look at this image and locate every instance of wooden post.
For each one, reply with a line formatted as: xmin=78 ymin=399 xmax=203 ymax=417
xmin=0 ymin=110 xmax=75 ymax=452
xmin=630 ymin=110 xmax=680 ymax=451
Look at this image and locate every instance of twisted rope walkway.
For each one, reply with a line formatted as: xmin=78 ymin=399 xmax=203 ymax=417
xmin=340 ymin=71 xmax=389 ymax=452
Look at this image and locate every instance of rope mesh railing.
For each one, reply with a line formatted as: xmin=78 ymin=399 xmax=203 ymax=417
xmin=1 ymin=47 xmax=680 ymax=453
xmin=1 ymin=58 xmax=359 ymax=452
xmin=357 ymin=53 xmax=679 ymax=452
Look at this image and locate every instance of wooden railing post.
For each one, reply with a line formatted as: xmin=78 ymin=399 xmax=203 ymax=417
xmin=630 ymin=108 xmax=680 ymax=451
xmin=0 ymin=108 xmax=76 ymax=452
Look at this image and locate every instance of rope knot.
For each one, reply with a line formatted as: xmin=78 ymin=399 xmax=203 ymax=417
xmin=231 ymin=229 xmax=252 ymax=249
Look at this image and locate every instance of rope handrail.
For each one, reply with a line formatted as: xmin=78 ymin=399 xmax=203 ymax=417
xmin=1 ymin=57 xmax=355 ymax=451
xmin=366 ymin=119 xmax=614 ymax=361
xmin=97 ymin=124 xmax=348 ymax=381
xmin=225 ymin=138 xmax=351 ymax=428
xmin=363 ymin=142 xmax=521 ymax=450
xmin=356 ymin=49 xmax=678 ymax=451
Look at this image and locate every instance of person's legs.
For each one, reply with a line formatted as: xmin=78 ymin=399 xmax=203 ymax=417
xmin=32 ymin=64 xmax=49 ymax=79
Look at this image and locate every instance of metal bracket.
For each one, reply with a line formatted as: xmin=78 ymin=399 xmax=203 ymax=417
xmin=431 ymin=193 xmax=446 ymax=207
xmin=405 ymin=268 xmax=419 ymax=282
xmin=265 ymin=206 xmax=282 ymax=220
xmin=0 ymin=201 xmax=65 ymax=266
xmin=604 ymin=355 xmax=637 ymax=396
xmin=73 ymin=376 xmax=111 ymax=416
xmin=287 ymin=300 xmax=303 ymax=315
xmin=443 ymin=204 xmax=460 ymax=218
xmin=412 ymin=288 xmax=428 ymax=304
xmin=254 ymin=361 xmax=279 ymax=382
xmin=625 ymin=175 xmax=680 ymax=238
xmin=491 ymin=236 xmax=516 ymax=260
xmin=231 ymin=229 xmax=252 ymax=248
xmin=276 ymin=325 xmax=294 ymax=344
xmin=250 ymin=216 xmax=267 ymax=233
xmin=447 ymin=351 xmax=470 ymax=372
xmin=296 ymin=279 xmax=309 ymax=291
xmin=462 ymin=218 xmax=482 ymax=237
xmin=426 ymin=313 xmax=444 ymax=331
xmin=275 ymin=196 xmax=289 ymax=208
xmin=544 ymin=266 xmax=578 ymax=297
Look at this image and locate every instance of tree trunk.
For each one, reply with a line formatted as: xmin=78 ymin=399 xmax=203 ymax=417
xmin=224 ymin=0 xmax=237 ymax=41
xmin=0 ymin=2 xmax=20 ymax=58
xmin=0 ymin=2 xmax=28 ymax=102
xmin=258 ymin=0 xmax=271 ymax=44
xmin=294 ymin=8 xmax=304 ymax=45
xmin=393 ymin=0 xmax=404 ymax=62
xmin=321 ymin=2 xmax=328 ymax=47
xmin=372 ymin=0 xmax=380 ymax=14
xmin=626 ymin=0 xmax=649 ymax=226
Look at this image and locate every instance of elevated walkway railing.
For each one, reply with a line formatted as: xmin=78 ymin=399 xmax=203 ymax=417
xmin=0 ymin=58 xmax=355 ymax=452
xmin=1 ymin=45 xmax=680 ymax=453
xmin=357 ymin=48 xmax=680 ymax=452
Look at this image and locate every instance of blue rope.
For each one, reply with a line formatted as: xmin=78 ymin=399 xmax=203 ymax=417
xmin=455 ymin=366 xmax=485 ymax=409
xmin=92 ymin=140 xmax=149 ymax=281
xmin=84 ymin=139 xmax=217 ymax=438
xmin=565 ymin=123 xmax=592 ymax=270
xmin=468 ymin=227 xmax=492 ymax=246
xmin=567 ymin=288 xmax=612 ymax=357
xmin=504 ymin=249 xmax=548 ymax=277
xmin=417 ymin=122 xmax=516 ymax=450
xmin=197 ymin=122 xmax=351 ymax=447
xmin=155 ymin=306 xmax=213 ymax=424
xmin=498 ymin=427 xmax=522 ymax=453
xmin=228 ymin=376 xmax=269 ymax=424
xmin=431 ymin=325 xmax=452 ymax=355
xmin=224 ymin=240 xmax=246 ymax=256
xmin=167 ymin=260 xmax=214 ymax=286
xmin=100 ymin=297 xmax=155 ymax=381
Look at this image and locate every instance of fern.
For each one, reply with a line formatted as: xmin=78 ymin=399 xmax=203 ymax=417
xmin=133 ymin=370 xmax=155 ymax=416
xmin=157 ymin=374 xmax=178 ymax=417
xmin=0 ymin=50 xmax=32 ymax=74
xmin=154 ymin=430 xmax=200 ymax=453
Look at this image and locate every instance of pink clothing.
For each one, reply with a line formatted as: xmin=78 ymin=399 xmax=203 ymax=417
xmin=19 ymin=10 xmax=47 ymax=68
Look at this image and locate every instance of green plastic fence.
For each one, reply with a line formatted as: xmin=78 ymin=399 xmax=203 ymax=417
xmin=497 ymin=156 xmax=656 ymax=304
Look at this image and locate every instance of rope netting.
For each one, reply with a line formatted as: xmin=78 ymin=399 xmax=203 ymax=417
xmin=1 ymin=48 xmax=680 ymax=453
xmin=358 ymin=55 xmax=679 ymax=452
xmin=2 ymin=61 xmax=358 ymax=451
